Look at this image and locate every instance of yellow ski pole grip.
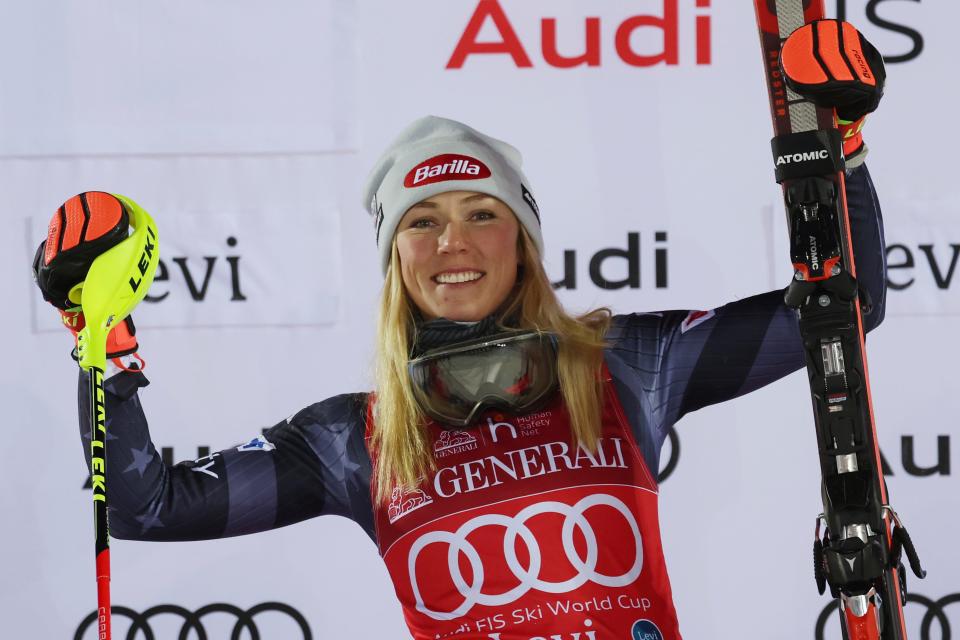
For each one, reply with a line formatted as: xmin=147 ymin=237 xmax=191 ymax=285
xmin=75 ymin=194 xmax=160 ymax=371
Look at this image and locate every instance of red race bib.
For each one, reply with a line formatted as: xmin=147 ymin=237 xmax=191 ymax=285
xmin=369 ymin=379 xmax=682 ymax=640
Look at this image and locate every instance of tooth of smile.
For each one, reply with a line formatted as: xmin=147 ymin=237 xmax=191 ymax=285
xmin=435 ymin=271 xmax=483 ymax=284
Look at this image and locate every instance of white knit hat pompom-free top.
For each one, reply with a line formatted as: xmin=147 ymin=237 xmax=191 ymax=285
xmin=362 ymin=116 xmax=544 ymax=275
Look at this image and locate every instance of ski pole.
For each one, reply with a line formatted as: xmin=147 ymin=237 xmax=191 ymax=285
xmin=72 ymin=195 xmax=160 ymax=640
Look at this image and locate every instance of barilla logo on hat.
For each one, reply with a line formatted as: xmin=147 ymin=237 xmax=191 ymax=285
xmin=404 ymin=154 xmax=491 ymax=188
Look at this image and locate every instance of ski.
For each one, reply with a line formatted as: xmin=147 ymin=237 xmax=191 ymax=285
xmin=752 ymin=2 xmax=924 ymax=638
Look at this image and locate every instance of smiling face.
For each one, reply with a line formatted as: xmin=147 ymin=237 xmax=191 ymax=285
xmin=394 ymin=191 xmax=520 ymax=321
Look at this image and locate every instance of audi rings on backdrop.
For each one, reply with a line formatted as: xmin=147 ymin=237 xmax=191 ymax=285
xmin=75 ymin=602 xmax=311 ymax=640
xmin=658 ymin=426 xmax=680 ymax=483
xmin=815 ymin=593 xmax=960 ymax=640
xmin=408 ymin=493 xmax=644 ymax=621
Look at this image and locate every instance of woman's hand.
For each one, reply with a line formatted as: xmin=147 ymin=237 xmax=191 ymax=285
xmin=33 ymin=192 xmax=140 ymax=359
xmin=780 ymin=20 xmax=886 ymax=165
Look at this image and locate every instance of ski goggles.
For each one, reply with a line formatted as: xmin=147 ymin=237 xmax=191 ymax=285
xmin=408 ymin=330 xmax=559 ymax=429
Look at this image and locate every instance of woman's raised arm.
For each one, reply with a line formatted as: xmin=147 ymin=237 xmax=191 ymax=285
xmin=77 ymin=368 xmax=376 ymax=542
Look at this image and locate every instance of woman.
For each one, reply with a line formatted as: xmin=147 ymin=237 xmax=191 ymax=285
xmin=33 ymin=22 xmax=887 ymax=640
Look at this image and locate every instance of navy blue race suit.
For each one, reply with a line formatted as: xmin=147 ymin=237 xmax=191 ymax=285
xmin=75 ymin=165 xmax=886 ymax=637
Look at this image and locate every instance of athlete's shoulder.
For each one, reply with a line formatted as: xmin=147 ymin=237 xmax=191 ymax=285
xmin=605 ymin=310 xmax=700 ymax=345
xmin=605 ymin=312 xmax=665 ymax=340
xmin=285 ymin=392 xmax=370 ymax=435
xmin=603 ymin=313 xmax=675 ymax=379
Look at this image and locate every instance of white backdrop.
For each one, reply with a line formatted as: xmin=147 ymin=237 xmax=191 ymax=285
xmin=1 ymin=1 xmax=955 ymax=638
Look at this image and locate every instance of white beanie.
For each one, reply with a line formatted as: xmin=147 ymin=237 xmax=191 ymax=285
xmin=362 ymin=116 xmax=544 ymax=275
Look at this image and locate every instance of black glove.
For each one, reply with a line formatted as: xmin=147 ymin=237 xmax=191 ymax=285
xmin=33 ymin=192 xmax=141 ymax=361
xmin=34 ymin=191 xmax=131 ymax=309
xmin=780 ymin=20 xmax=886 ymax=165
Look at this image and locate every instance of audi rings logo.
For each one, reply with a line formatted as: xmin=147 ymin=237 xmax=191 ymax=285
xmin=816 ymin=593 xmax=960 ymax=640
xmin=408 ymin=494 xmax=643 ymax=620
xmin=658 ymin=426 xmax=680 ymax=484
xmin=75 ymin=602 xmax=311 ymax=639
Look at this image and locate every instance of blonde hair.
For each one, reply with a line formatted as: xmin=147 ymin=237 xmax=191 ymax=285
xmin=370 ymin=227 xmax=611 ymax=504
